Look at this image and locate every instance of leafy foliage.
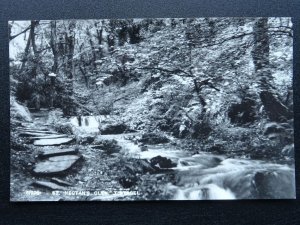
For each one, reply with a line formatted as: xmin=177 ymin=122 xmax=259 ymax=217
xmin=10 ymin=18 xmax=293 ymax=159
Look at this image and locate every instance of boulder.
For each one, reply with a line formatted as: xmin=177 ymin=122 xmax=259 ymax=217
xmin=100 ymin=123 xmax=128 ymax=134
xmin=33 ymin=155 xmax=81 ymax=175
xmin=140 ymin=145 xmax=148 ymax=152
xmin=124 ymin=159 xmax=156 ymax=174
xmin=54 ymin=123 xmax=74 ymax=135
xmin=263 ymin=122 xmax=285 ymax=136
xmin=138 ymin=159 xmax=156 ymax=173
xmin=252 ymin=171 xmax=295 ymax=199
xmin=281 ymin=144 xmax=294 ymax=158
xmin=92 ymin=139 xmax=122 ymax=155
xmin=10 ymin=97 xmax=32 ymax=122
xmin=76 ymin=134 xmax=95 ymax=145
xmin=33 ymin=137 xmax=74 ymax=146
xmin=150 ymin=155 xmax=176 ymax=169
xmin=140 ymin=133 xmax=169 ymax=145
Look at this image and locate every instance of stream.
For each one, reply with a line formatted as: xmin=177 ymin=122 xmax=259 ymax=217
xmin=71 ymin=115 xmax=296 ymax=200
xmin=12 ymin=112 xmax=295 ymax=201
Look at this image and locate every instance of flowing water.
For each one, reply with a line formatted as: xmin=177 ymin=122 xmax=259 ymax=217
xmin=71 ymin=116 xmax=296 ymax=200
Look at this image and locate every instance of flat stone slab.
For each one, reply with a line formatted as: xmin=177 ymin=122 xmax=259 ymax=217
xmin=19 ymin=132 xmax=57 ymax=137
xmin=33 ymin=155 xmax=81 ymax=175
xmin=18 ymin=128 xmax=56 ymax=133
xmin=32 ymin=180 xmax=67 ymax=190
xmin=30 ymin=134 xmax=69 ymax=140
xmin=38 ymin=148 xmax=78 ymax=158
xmin=34 ymin=137 xmax=74 ymax=146
xmin=50 ymin=178 xmax=73 ymax=186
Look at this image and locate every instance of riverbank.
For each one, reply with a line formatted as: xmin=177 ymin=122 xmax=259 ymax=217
xmin=10 ymin=109 xmax=295 ymax=201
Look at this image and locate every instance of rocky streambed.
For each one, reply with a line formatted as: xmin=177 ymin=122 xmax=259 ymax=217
xmin=10 ymin=112 xmax=296 ymax=201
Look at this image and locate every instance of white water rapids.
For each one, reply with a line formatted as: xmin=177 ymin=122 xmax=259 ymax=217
xmin=71 ymin=116 xmax=296 ymax=200
xmin=137 ymin=145 xmax=295 ymax=200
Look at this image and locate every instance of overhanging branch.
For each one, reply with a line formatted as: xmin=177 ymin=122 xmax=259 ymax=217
xmin=136 ymin=67 xmax=193 ymax=77
xmin=9 ymin=25 xmax=31 ymax=41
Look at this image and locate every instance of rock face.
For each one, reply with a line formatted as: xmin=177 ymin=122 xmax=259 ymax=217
xmin=150 ymin=155 xmax=176 ymax=169
xmin=33 ymin=155 xmax=81 ymax=175
xmin=34 ymin=137 xmax=74 ymax=146
xmin=10 ymin=97 xmax=32 ymax=122
xmin=140 ymin=133 xmax=169 ymax=145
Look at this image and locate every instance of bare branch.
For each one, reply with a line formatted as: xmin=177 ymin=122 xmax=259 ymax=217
xmin=136 ymin=67 xmax=193 ymax=77
xmin=9 ymin=25 xmax=31 ymax=41
xmin=198 ymin=32 xmax=254 ymax=48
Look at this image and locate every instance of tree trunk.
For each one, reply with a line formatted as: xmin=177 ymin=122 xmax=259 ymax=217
xmin=50 ymin=21 xmax=58 ymax=73
xmin=20 ymin=23 xmax=34 ymax=73
xmin=252 ymin=18 xmax=292 ymax=122
xmin=252 ymin=18 xmax=272 ymax=90
xmin=62 ymin=21 xmax=76 ymax=116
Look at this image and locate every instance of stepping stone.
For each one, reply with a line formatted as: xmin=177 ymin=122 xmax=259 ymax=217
xmin=32 ymin=180 xmax=67 ymax=190
xmin=34 ymin=137 xmax=74 ymax=146
xmin=19 ymin=132 xmax=57 ymax=137
xmin=19 ymin=130 xmax=57 ymax=134
xmin=33 ymin=155 xmax=81 ymax=175
xmin=30 ymin=134 xmax=68 ymax=140
xmin=50 ymin=178 xmax=72 ymax=186
xmin=18 ymin=127 xmax=52 ymax=132
xmin=38 ymin=148 xmax=78 ymax=158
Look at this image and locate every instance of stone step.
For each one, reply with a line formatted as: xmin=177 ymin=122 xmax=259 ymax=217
xmin=19 ymin=132 xmax=58 ymax=137
xmin=19 ymin=129 xmax=57 ymax=134
xmin=32 ymin=180 xmax=67 ymax=190
xmin=33 ymin=155 xmax=82 ymax=175
xmin=38 ymin=148 xmax=78 ymax=158
xmin=33 ymin=137 xmax=74 ymax=146
xmin=17 ymin=127 xmax=52 ymax=132
xmin=30 ymin=134 xmax=69 ymax=140
xmin=50 ymin=178 xmax=73 ymax=186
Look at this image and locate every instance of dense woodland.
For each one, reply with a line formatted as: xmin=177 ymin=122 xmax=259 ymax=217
xmin=9 ymin=18 xmax=295 ymax=200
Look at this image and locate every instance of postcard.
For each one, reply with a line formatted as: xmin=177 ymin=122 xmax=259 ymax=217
xmin=10 ymin=17 xmax=295 ymax=201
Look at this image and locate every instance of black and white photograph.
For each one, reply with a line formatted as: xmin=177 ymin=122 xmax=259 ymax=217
xmin=9 ymin=17 xmax=295 ymax=201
